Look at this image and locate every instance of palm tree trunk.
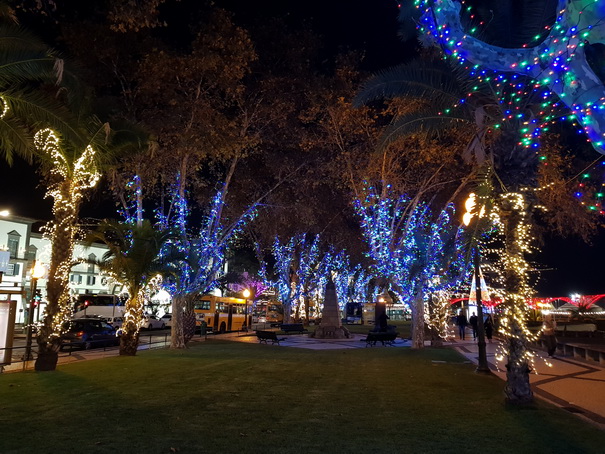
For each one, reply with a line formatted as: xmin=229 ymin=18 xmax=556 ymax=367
xmin=119 ymin=293 xmax=144 ymax=356
xmin=501 ymin=197 xmax=534 ymax=404
xmin=120 ymin=330 xmax=140 ymax=356
xmin=36 ymin=181 xmax=77 ymax=371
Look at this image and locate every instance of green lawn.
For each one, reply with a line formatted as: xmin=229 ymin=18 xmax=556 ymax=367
xmin=1 ymin=339 xmax=603 ymax=453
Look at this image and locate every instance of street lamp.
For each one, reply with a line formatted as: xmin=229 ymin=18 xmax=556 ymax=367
xmin=24 ymin=260 xmax=46 ymax=361
xmin=243 ymin=289 xmax=251 ymax=330
xmin=463 ymin=193 xmax=490 ymax=374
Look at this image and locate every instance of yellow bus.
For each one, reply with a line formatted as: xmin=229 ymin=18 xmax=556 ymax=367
xmin=252 ymin=301 xmax=284 ymax=325
xmin=193 ymin=295 xmax=249 ymax=333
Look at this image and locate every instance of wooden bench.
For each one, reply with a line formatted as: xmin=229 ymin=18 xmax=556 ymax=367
xmin=362 ymin=331 xmax=398 ymax=347
xmin=279 ymin=323 xmax=308 ymax=334
xmin=256 ymin=330 xmax=286 ymax=345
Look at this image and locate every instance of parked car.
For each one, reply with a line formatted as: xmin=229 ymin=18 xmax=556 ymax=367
xmin=108 ymin=316 xmax=124 ymax=330
xmin=160 ymin=313 xmax=172 ymax=328
xmin=60 ymin=318 xmax=119 ymax=350
xmin=141 ymin=314 xmax=165 ymax=330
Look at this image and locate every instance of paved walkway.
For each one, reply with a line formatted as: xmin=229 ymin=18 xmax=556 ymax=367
xmin=452 ymin=337 xmax=605 ymax=429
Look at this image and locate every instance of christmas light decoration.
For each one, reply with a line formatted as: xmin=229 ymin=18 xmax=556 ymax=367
xmin=413 ymin=0 xmax=605 ymax=155
xmin=158 ymin=174 xmax=258 ymax=346
xmin=0 ymin=95 xmax=9 ymax=119
xmin=354 ymin=183 xmax=469 ymax=348
xmin=33 ymin=128 xmax=100 ymax=366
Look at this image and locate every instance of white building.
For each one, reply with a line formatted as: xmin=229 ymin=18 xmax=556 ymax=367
xmin=0 ymin=213 xmax=113 ymax=324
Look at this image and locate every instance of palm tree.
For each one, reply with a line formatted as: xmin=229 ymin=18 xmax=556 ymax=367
xmin=33 ymin=126 xmax=105 ymax=371
xmin=0 ymin=23 xmax=84 ymax=165
xmin=85 ymin=219 xmax=176 ymax=356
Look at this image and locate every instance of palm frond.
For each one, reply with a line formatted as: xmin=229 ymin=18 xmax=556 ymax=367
xmin=355 ymin=59 xmax=464 ymax=107
xmin=0 ymin=115 xmax=34 ymax=164
xmin=378 ymin=108 xmax=472 ymax=152
xmin=3 ymin=88 xmax=85 ymax=146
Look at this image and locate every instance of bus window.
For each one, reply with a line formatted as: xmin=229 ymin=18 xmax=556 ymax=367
xmin=217 ymin=302 xmax=229 ymax=313
xmin=194 ymin=300 xmax=211 ymax=311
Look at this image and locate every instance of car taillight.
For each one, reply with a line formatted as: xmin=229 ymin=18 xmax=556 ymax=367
xmin=76 ymin=331 xmax=85 ymax=337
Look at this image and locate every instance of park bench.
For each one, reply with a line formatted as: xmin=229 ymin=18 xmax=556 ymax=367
xmin=279 ymin=323 xmax=308 ymax=334
xmin=256 ymin=330 xmax=286 ymax=345
xmin=362 ymin=331 xmax=398 ymax=347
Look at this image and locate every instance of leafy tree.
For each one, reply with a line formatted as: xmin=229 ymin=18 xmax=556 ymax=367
xmin=354 ymin=184 xmax=467 ymax=349
xmin=158 ymin=175 xmax=257 ymax=348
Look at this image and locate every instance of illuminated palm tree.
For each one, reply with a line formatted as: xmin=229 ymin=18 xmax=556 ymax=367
xmin=86 ymin=219 xmax=176 ymax=356
xmin=0 ymin=24 xmax=82 ymax=165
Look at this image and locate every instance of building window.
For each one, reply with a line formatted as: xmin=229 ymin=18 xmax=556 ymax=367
xmin=25 ymin=245 xmax=37 ymax=261
xmin=87 ymin=253 xmax=96 ymax=274
xmin=7 ymin=231 xmax=20 ymax=258
xmin=70 ymin=274 xmax=82 ymax=284
xmin=86 ymin=275 xmax=96 ymax=286
xmin=6 ymin=263 xmax=20 ymax=276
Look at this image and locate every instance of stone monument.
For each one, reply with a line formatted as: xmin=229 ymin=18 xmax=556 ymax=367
xmin=311 ymin=277 xmax=350 ymax=339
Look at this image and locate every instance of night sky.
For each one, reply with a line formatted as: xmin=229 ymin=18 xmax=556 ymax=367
xmin=0 ymin=0 xmax=602 ymax=297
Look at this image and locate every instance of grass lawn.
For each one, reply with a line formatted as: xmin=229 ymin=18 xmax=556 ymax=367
xmin=1 ymin=339 xmax=603 ymax=454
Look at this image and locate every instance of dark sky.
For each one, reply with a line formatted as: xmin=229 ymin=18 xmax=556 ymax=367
xmin=0 ymin=0 xmax=603 ymax=297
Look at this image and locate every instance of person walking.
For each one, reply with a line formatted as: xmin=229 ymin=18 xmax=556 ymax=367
xmin=484 ymin=314 xmax=494 ymax=343
xmin=469 ymin=312 xmax=478 ymax=340
xmin=542 ymin=312 xmax=557 ymax=358
xmin=456 ymin=310 xmax=468 ymax=340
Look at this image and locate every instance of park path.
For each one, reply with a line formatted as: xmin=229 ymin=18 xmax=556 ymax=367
xmin=453 ymin=338 xmax=605 ymax=430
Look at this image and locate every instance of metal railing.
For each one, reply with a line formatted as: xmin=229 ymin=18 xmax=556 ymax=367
xmin=1 ymin=332 xmax=172 ymax=373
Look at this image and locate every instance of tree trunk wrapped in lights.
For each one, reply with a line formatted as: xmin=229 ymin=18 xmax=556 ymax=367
xmin=496 ymin=193 xmax=537 ymax=404
xmin=34 ymin=129 xmax=100 ymax=371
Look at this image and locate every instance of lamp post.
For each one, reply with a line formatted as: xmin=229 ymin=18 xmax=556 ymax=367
xmin=24 ymin=260 xmax=46 ymax=361
xmin=243 ymin=289 xmax=251 ymax=331
xmin=463 ymin=193 xmax=490 ymax=374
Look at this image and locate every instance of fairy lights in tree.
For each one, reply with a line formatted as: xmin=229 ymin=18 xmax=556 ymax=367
xmin=473 ymin=189 xmax=542 ymax=400
xmin=119 ymin=174 xmax=144 ymax=225
xmin=33 ymin=128 xmax=100 ymax=363
xmin=158 ymin=174 xmax=258 ymax=347
xmin=354 ymin=183 xmax=468 ymax=348
xmin=413 ymin=0 xmax=605 ymax=155
xmin=0 ymin=95 xmax=9 ymax=119
xmin=272 ymin=235 xmax=298 ymax=323
xmin=272 ymin=234 xmax=329 ymax=322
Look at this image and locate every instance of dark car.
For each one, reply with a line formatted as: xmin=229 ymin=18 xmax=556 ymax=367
xmin=60 ymin=318 xmax=120 ymax=350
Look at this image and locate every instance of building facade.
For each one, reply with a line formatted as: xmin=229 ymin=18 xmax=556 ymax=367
xmin=0 ymin=213 xmax=113 ymax=325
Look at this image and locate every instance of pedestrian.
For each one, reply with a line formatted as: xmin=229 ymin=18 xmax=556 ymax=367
xmin=542 ymin=312 xmax=557 ymax=358
xmin=469 ymin=312 xmax=478 ymax=340
xmin=456 ymin=310 xmax=468 ymax=340
xmin=484 ymin=314 xmax=494 ymax=343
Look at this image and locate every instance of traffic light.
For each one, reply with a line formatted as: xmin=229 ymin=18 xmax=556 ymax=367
xmin=33 ymin=289 xmax=42 ymax=307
